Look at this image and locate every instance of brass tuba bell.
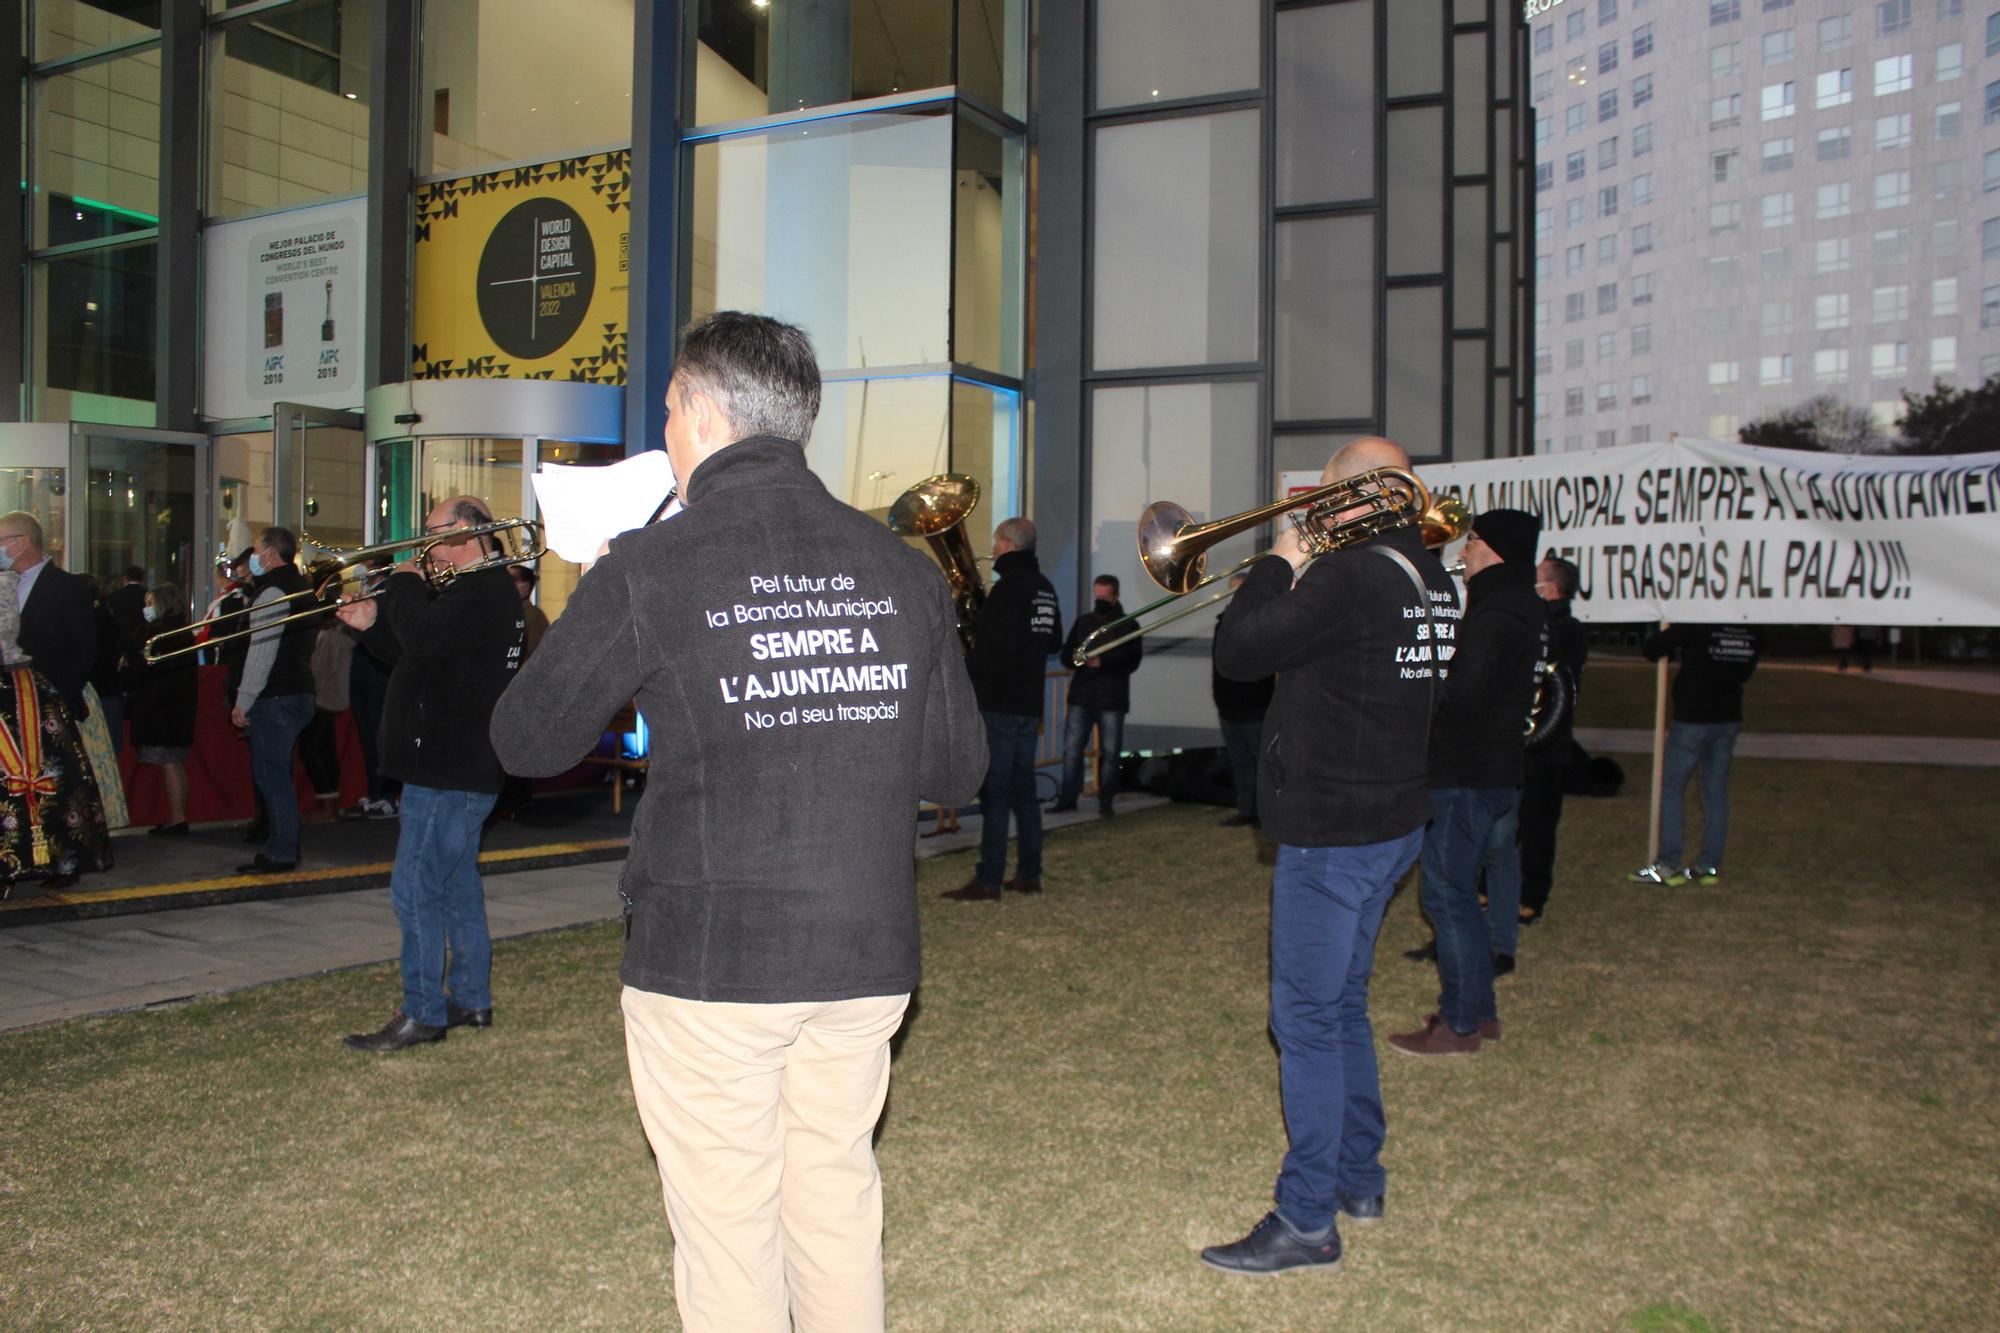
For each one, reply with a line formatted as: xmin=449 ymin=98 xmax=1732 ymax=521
xmin=888 ymin=473 xmax=986 ymax=652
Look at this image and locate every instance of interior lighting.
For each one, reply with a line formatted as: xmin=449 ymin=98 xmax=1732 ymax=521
xmin=343 ymin=91 xmax=357 ymax=99
xmin=752 ymin=0 xmax=770 ymax=7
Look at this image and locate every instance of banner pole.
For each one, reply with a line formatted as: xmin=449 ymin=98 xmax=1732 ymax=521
xmin=1646 ymin=619 xmax=1670 ymax=866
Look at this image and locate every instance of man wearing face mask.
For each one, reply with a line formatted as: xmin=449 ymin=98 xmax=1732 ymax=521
xmin=1052 ymin=574 xmax=1142 ymax=818
xmin=0 ymin=511 xmax=96 ymax=721
xmin=230 ymin=527 xmax=319 ymax=875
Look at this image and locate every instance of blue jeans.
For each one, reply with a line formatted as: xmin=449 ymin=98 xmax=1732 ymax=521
xmin=1269 ymin=830 xmax=1423 ymax=1232
xmin=247 ymin=692 xmax=315 ymax=864
xmin=1058 ymin=705 xmax=1124 ymax=811
xmin=1420 ymin=788 xmax=1515 ymax=1035
xmin=976 ymin=712 xmax=1043 ymax=888
xmin=391 ymin=784 xmax=500 ymax=1028
xmin=1659 ymin=721 xmax=1741 ymax=868
xmin=1219 ymin=717 xmax=1263 ymax=816
xmin=1480 ymin=790 xmax=1524 ymax=958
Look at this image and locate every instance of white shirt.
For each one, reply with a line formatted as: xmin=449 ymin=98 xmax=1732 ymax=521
xmin=14 ymin=556 xmax=46 ymax=610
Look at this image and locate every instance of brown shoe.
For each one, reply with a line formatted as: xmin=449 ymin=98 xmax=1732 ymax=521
xmin=1004 ymin=877 xmax=1043 ymax=895
xmin=1423 ymin=1011 xmax=1502 ymax=1042
xmin=1388 ymin=1014 xmax=1483 ymax=1057
xmin=941 ymin=878 xmax=1003 ymax=903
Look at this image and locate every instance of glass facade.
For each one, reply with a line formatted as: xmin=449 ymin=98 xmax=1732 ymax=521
xmin=206 ymin=0 xmax=371 ymax=218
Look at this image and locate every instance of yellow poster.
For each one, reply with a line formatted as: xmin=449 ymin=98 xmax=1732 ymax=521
xmin=411 ymin=149 xmax=630 ymax=382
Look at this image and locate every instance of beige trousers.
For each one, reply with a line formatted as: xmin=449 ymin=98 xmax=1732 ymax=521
xmin=621 ymin=986 xmax=911 ymax=1333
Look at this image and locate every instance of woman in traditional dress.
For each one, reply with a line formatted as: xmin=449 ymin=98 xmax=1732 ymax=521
xmin=0 ymin=569 xmax=113 ymax=898
xmin=131 ymin=582 xmax=199 ymax=837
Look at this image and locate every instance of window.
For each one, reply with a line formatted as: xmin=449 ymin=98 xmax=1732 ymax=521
xmin=1601 ymin=42 xmax=1620 ymax=74
xmin=1600 ymin=0 xmax=1619 ymax=21
xmin=1816 ymin=293 xmax=1852 ymax=329
xmin=1815 ymin=348 xmax=1849 ymax=382
xmin=1934 ymin=277 xmax=1960 ymax=316
xmin=1535 ymin=70 xmax=1555 ymax=101
xmin=1568 ymin=151 xmax=1588 ymax=181
xmin=1630 ymin=425 xmax=1653 ymax=444
xmin=1633 ymin=120 xmax=1654 ymax=155
xmin=1761 ymin=246 xmax=1792 ymax=278
xmin=1817 ymin=237 xmax=1852 ymax=272
xmin=1710 ymin=255 xmax=1741 ymax=286
xmin=1600 ymin=185 xmax=1621 ymax=216
xmin=1767 ymin=0 xmax=1796 ymax=7
xmin=1565 ymin=388 xmax=1586 ymax=417
xmin=1761 ymin=81 xmax=1797 ymax=119
xmin=1535 ymin=25 xmax=1555 ymax=56
xmin=1632 ymin=324 xmax=1653 ymax=354
xmin=1877 ymin=0 xmax=1913 ymax=34
xmin=1819 ymin=14 xmax=1852 ymax=50
xmin=1874 ymin=284 xmax=1911 ymax=320
xmin=1535 ymin=300 xmax=1551 ymax=328
xmin=1536 ymin=207 xmax=1554 ymax=237
xmin=1762 ymin=192 xmax=1795 ymax=226
xmin=1633 ymin=73 xmax=1654 ymax=106
xmin=1634 ymin=222 xmax=1653 ymax=252
xmin=1535 ymin=350 xmax=1554 ymax=376
xmin=1565 ymin=338 xmax=1586 ymax=368
xmin=1599 ymin=137 xmax=1619 ymax=169
xmin=1633 ymin=272 xmax=1654 ymax=304
xmin=1877 ymin=113 xmax=1913 ymax=150
xmin=1632 ymin=374 xmax=1653 ymax=404
xmin=1871 ymin=342 xmax=1909 ymax=376
xmin=1596 ymin=382 xmax=1617 ymax=411
xmin=1713 ymin=149 xmax=1741 ymax=182
xmin=1634 ymin=24 xmax=1654 ymax=58
xmin=1984 ymin=286 xmax=2000 ymax=329
xmin=1816 ymin=68 xmax=1853 ymax=108
xmin=1713 ymin=42 xmax=1744 ymax=77
xmin=1877 ymin=227 xmax=1914 ymax=261
xmin=1709 ymin=361 xmax=1741 ymax=387
xmin=1764 ymin=138 xmax=1795 ymax=171
xmin=1536 ymin=161 xmax=1554 ymax=192
xmin=1985 ymin=80 xmax=2000 ymax=125
xmin=1990 ymin=11 xmax=2000 ymax=57
xmin=1597 ymin=332 xmax=1617 ymax=359
xmin=1567 ymin=198 xmax=1588 ymax=226
xmin=1567 ymin=103 xmax=1586 ymax=134
xmin=1761 ymin=355 xmax=1794 ymax=385
xmin=1938 ymin=101 xmax=1963 ymax=137
xmin=1566 ymin=243 xmax=1588 ymax=275
xmin=1939 ymin=43 xmax=1964 ymax=82
xmin=1712 ymin=201 xmax=1743 ymax=231
xmin=1764 ymin=29 xmax=1795 ymax=64
xmin=1818 ymin=182 xmax=1854 ymax=218
xmin=1566 ymin=292 xmax=1587 ymax=322
xmin=1568 ymin=9 xmax=1587 ymax=40
xmin=1598 ymin=282 xmax=1619 ymax=313
xmin=1818 ymin=126 xmax=1853 ymax=159
xmin=1988 ymin=151 xmax=2000 ymax=195
xmin=1761 ymin=300 xmax=1794 ymax=335
xmin=1874 ymin=55 xmax=1913 ymax=96
xmin=1536 ymin=117 xmax=1554 ymax=151
xmin=1939 ymin=160 xmax=1964 ymax=203
xmin=1932 ymin=336 xmax=1958 ymax=375
xmin=1711 ymin=0 xmax=1741 ymax=23
xmin=1986 ymin=217 xmax=2000 ymax=260
xmin=1633 ymin=173 xmax=1654 ymax=204
xmin=1874 ymin=170 xmax=1911 ymax=209
xmin=1599 ymin=88 xmax=1619 ymax=121
xmin=1939 ymin=0 xmax=1962 ymax=16
xmin=1711 ymin=94 xmax=1743 ymax=128
xmin=1533 ymin=390 xmax=1551 ymax=420
xmin=1599 ymin=234 xmax=1619 ymax=262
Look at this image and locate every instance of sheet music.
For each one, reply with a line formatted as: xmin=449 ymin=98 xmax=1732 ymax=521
xmin=531 ymin=451 xmax=678 ymax=564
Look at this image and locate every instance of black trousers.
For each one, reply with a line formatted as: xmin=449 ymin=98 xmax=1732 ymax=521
xmin=1517 ymin=746 xmax=1569 ymax=914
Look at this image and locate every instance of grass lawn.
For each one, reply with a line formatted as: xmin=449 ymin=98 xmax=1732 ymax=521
xmin=5 ymin=759 xmax=1998 ymax=1329
xmin=1575 ymin=658 xmax=2000 ymax=738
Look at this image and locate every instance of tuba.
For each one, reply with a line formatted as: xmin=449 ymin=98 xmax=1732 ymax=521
xmin=887 ymin=474 xmax=985 ymax=652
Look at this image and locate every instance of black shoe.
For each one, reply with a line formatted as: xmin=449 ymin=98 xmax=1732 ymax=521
xmin=148 ymin=822 xmax=190 ymax=838
xmin=1218 ymin=812 xmax=1260 ymax=828
xmin=1402 ymin=939 xmax=1437 ymax=963
xmin=941 ymin=878 xmax=1003 ymax=903
xmin=1004 ymin=877 xmax=1043 ymax=896
xmin=1338 ymin=1193 xmax=1385 ymax=1226
xmin=445 ymin=1002 xmax=493 ymax=1029
xmin=343 ymin=1011 xmax=446 ymax=1052
xmin=1045 ymin=801 xmax=1078 ymax=813
xmin=1493 ymin=952 xmax=1517 ymax=978
xmin=236 ymin=854 xmax=297 ymax=875
xmin=1200 ymin=1212 xmax=1341 ymax=1276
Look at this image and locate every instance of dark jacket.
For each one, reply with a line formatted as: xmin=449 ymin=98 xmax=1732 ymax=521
xmin=1212 ymin=606 xmax=1275 ymax=723
xmin=132 ymin=615 xmax=199 ymax=750
xmin=239 ymin=564 xmax=318 ymax=703
xmin=18 ymin=561 xmax=96 ymax=717
xmin=1216 ymin=527 xmax=1458 ymax=847
xmin=1062 ymin=599 xmax=1142 ymax=712
xmin=489 ymin=436 xmax=987 ymax=1005
xmin=1644 ymin=623 xmax=1762 ymax=725
xmin=1539 ymin=596 xmax=1589 ymax=750
xmin=359 ymin=565 xmax=522 ymax=793
xmin=965 ymin=548 xmax=1061 ymax=717
xmin=107 ymin=582 xmax=148 ymax=651
xmin=1429 ymin=562 xmax=1549 ymax=791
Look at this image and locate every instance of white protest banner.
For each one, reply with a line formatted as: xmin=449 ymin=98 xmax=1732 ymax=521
xmin=1404 ymin=439 xmax=2000 ymax=626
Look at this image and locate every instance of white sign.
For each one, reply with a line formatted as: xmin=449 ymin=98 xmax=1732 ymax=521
xmin=202 ymin=197 xmax=368 ymax=420
xmin=1414 ymin=440 xmax=2000 ymax=626
xmin=1523 ymin=0 xmax=1572 ymax=19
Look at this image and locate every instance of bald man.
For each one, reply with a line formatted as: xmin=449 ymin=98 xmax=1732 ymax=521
xmin=337 ymin=497 xmax=526 ymax=1051
xmin=1202 ymin=438 xmax=1459 ymax=1275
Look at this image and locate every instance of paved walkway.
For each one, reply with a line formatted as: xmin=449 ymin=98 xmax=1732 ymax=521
xmin=0 ymin=797 xmax=1161 ymax=1034
xmin=1574 ymin=727 xmax=2000 ymax=767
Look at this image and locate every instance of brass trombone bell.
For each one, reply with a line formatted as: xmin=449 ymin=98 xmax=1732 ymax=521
xmin=887 ymin=473 xmax=985 ymax=651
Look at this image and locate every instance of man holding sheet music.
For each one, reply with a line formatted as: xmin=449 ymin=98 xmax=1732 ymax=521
xmin=492 ymin=311 xmax=985 ymax=1333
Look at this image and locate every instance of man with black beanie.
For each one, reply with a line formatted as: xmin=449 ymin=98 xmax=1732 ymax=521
xmin=1390 ymin=508 xmax=1548 ymax=1058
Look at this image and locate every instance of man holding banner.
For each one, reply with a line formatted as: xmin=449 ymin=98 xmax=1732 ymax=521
xmin=1627 ymin=624 xmax=1762 ymax=887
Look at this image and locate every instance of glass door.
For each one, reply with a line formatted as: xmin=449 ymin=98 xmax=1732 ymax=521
xmin=278 ymin=403 xmax=367 ymax=557
xmin=528 ymin=439 xmax=624 ymax=621
xmin=0 ymin=426 xmax=72 ymax=570
xmin=70 ymin=425 xmax=209 ymax=595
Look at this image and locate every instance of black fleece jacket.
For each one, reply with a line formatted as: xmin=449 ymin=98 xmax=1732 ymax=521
xmin=489 ymin=437 xmax=987 ymax=1004
xmin=1540 ymin=596 xmax=1589 ymax=750
xmin=360 ymin=564 xmax=524 ymax=794
xmin=1644 ymin=623 xmax=1762 ymax=724
xmin=1429 ymin=562 xmax=1549 ymax=790
xmin=1215 ymin=527 xmax=1459 ymax=847
xmin=1061 ymin=599 xmax=1143 ymax=712
xmin=965 ymin=549 xmax=1060 ymax=716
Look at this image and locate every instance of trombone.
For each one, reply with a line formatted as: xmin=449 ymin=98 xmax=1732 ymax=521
xmin=1069 ymin=467 xmax=1470 ymax=666
xmin=143 ymin=518 xmax=545 ymax=664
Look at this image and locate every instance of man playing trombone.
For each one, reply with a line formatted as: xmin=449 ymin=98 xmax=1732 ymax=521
xmin=1200 ymin=438 xmax=1458 ymax=1276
